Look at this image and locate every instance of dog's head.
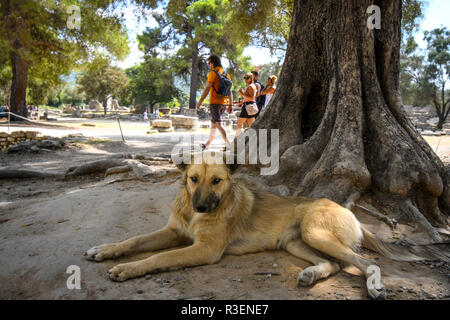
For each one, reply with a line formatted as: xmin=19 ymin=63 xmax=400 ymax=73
xmin=176 ymin=151 xmax=239 ymax=213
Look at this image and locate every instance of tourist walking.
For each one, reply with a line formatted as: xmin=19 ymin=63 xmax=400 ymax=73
xmin=196 ymin=54 xmax=233 ymax=151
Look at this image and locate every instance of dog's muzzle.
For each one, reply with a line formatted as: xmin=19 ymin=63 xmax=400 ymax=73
xmin=193 ymin=189 xmax=220 ymax=213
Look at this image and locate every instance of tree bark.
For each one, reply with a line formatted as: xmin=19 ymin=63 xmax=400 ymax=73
xmin=102 ymin=98 xmax=108 ymax=115
xmin=9 ymin=49 xmax=28 ymax=120
xmin=5 ymin=0 xmax=28 ymax=121
xmin=189 ymin=43 xmax=200 ymax=109
xmin=251 ymin=0 xmax=449 ymax=240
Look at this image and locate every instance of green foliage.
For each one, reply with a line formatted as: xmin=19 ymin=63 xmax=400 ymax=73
xmin=423 ymin=27 xmax=450 ymax=87
xmin=423 ymin=27 xmax=450 ymax=127
xmin=0 ymin=0 xmax=129 ymax=111
xmin=400 ymin=27 xmax=450 ymax=128
xmin=226 ymin=0 xmax=423 ymax=59
xmin=142 ymin=0 xmax=253 ymax=106
xmin=227 ymin=0 xmax=293 ymax=58
xmin=258 ymin=62 xmax=282 ymax=84
xmin=400 ymin=37 xmax=434 ymax=107
xmin=402 ymin=0 xmax=426 ymax=37
xmin=126 ymin=55 xmax=180 ymax=110
xmin=60 ymin=84 xmax=86 ymax=106
xmin=0 ymin=63 xmax=11 ymax=105
xmin=77 ymin=56 xmax=129 ymax=111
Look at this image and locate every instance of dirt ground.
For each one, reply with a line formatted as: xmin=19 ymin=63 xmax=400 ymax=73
xmin=0 ymin=121 xmax=449 ymax=300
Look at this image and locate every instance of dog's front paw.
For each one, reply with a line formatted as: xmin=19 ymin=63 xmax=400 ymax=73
xmin=367 ymin=283 xmax=387 ymax=300
xmin=297 ymin=267 xmax=317 ymax=286
xmin=108 ymin=262 xmax=143 ymax=282
xmin=84 ymin=243 xmax=123 ymax=262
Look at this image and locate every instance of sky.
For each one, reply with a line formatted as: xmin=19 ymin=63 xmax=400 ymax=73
xmin=413 ymin=0 xmax=450 ymax=49
xmin=115 ymin=0 xmax=450 ymax=70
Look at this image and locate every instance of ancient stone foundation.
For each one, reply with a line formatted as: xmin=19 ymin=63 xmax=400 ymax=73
xmin=0 ymin=131 xmax=47 ymax=151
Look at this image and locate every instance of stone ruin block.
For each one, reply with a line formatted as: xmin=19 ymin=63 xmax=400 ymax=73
xmin=150 ymin=119 xmax=174 ymax=133
xmin=169 ymin=115 xmax=198 ymax=130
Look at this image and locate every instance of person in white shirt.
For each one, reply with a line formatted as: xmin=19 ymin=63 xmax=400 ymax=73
xmin=260 ymin=75 xmax=278 ymax=110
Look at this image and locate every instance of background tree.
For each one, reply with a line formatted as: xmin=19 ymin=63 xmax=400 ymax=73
xmin=228 ymin=0 xmax=293 ymax=60
xmin=77 ymin=57 xmax=129 ymax=115
xmin=232 ymin=0 xmax=449 ymax=242
xmin=257 ymin=61 xmax=283 ymax=85
xmin=0 ymin=65 xmax=10 ymax=105
xmin=126 ymin=57 xmax=180 ymax=113
xmin=400 ymin=37 xmax=435 ymax=107
xmin=144 ymin=0 xmax=252 ymax=109
xmin=59 ymin=84 xmax=86 ymax=106
xmin=423 ymin=27 xmax=450 ymax=129
xmin=0 ymin=0 xmax=129 ymax=119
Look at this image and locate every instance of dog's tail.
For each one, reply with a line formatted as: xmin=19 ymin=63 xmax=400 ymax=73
xmin=361 ymin=227 xmax=450 ymax=263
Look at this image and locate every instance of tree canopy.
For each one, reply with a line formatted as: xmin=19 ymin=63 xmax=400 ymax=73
xmin=141 ymin=0 xmax=252 ymax=108
xmin=424 ymin=27 xmax=450 ymax=128
xmin=77 ymin=56 xmax=129 ymax=114
xmin=0 ymin=0 xmax=130 ymax=117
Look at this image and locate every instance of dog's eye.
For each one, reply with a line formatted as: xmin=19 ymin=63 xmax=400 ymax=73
xmin=212 ymin=178 xmax=222 ymax=185
xmin=190 ymin=176 xmax=198 ymax=183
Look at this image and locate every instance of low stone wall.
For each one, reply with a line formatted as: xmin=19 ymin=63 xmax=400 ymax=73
xmin=0 ymin=131 xmax=49 ymax=151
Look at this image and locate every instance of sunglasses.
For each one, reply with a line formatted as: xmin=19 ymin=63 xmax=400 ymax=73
xmin=243 ymin=76 xmax=251 ymax=80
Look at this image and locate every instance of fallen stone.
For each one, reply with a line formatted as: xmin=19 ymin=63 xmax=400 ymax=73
xmin=155 ymin=127 xmax=174 ymax=133
xmin=151 ymin=119 xmax=172 ymax=128
xmin=170 ymin=115 xmax=198 ymax=128
xmin=38 ymin=139 xmax=63 ymax=149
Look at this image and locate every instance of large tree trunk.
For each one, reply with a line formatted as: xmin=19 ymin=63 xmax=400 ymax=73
xmin=252 ymin=0 xmax=449 ymax=241
xmin=9 ymin=49 xmax=28 ymax=120
xmin=102 ymin=98 xmax=108 ymax=116
xmin=5 ymin=0 xmax=28 ymax=121
xmin=189 ymin=44 xmax=200 ymax=109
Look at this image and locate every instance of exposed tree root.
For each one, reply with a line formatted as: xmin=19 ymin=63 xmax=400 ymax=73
xmin=104 ymin=165 xmax=132 ymax=178
xmin=132 ymin=154 xmax=172 ymax=162
xmin=404 ymin=200 xmax=443 ymax=243
xmin=0 ymin=154 xmax=175 ymax=184
xmin=0 ymin=169 xmax=64 ymax=179
xmin=343 ymin=191 xmax=361 ymax=210
xmin=101 ymin=177 xmax=137 ymax=186
xmin=65 ymin=159 xmax=129 ymax=177
xmin=356 ymin=204 xmax=397 ymax=230
xmin=125 ymin=159 xmax=156 ymax=182
xmin=343 ymin=191 xmax=397 ymax=230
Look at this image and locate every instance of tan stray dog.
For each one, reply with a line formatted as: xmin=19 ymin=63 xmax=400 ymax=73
xmin=85 ymin=152 xmax=449 ymax=299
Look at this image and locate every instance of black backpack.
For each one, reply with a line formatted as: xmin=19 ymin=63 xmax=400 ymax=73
xmin=212 ymin=70 xmax=232 ymax=97
xmin=255 ymin=80 xmax=265 ymax=108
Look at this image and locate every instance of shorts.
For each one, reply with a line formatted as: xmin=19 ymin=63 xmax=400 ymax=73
xmin=239 ymin=102 xmax=258 ymax=119
xmin=210 ymin=104 xmax=226 ymax=123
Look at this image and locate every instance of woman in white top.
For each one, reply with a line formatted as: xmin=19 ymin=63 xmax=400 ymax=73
xmin=261 ymin=75 xmax=277 ymax=110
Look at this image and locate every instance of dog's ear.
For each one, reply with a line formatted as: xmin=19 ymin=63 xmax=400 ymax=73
xmin=223 ymin=152 xmax=240 ymax=174
xmin=172 ymin=150 xmax=191 ymax=172
xmin=227 ymin=162 xmax=241 ymax=174
xmin=173 ymin=151 xmax=200 ymax=172
xmin=176 ymin=160 xmax=189 ymax=172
